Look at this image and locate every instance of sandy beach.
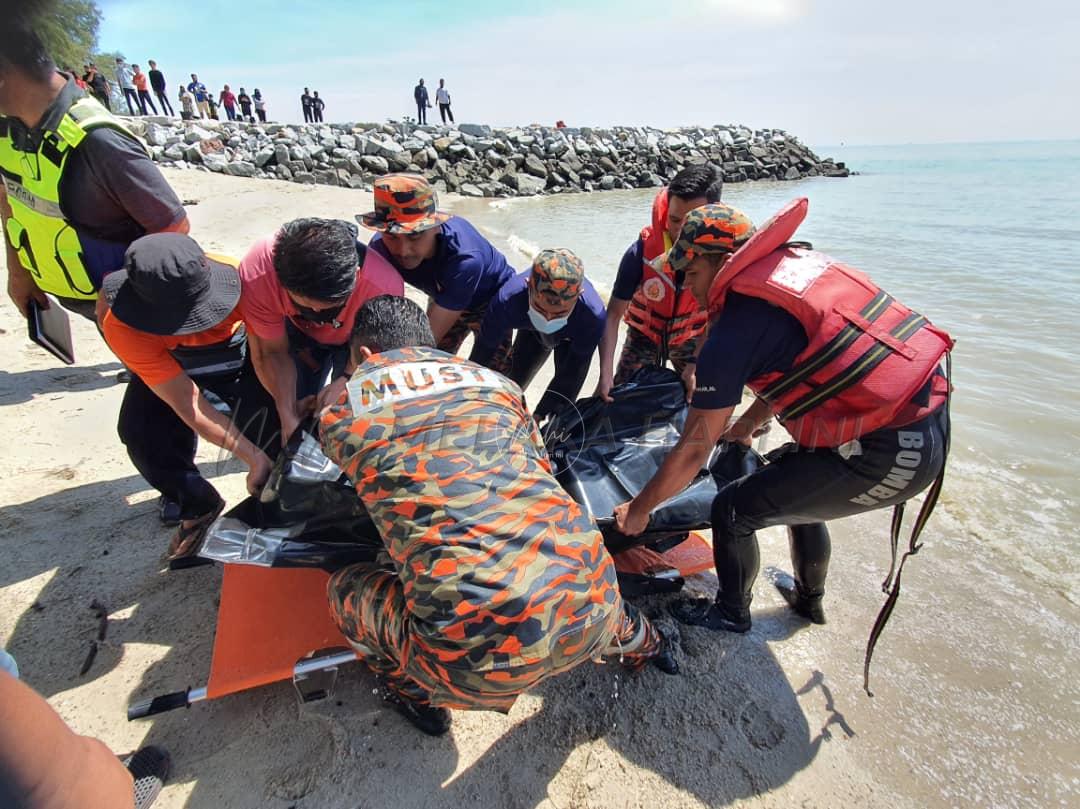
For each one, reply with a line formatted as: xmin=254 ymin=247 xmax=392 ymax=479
xmin=1 ymin=169 xmax=1076 ymax=809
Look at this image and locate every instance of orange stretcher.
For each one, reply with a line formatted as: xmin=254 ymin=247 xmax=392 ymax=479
xmin=126 ymin=533 xmax=714 ymax=719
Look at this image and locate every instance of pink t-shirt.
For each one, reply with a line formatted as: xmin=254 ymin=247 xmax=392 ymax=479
xmin=238 ymin=233 xmax=404 ymax=345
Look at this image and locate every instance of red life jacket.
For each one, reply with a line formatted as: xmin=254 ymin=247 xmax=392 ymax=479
xmin=709 ymin=198 xmax=954 ymax=448
xmin=624 ymin=189 xmax=709 ymax=350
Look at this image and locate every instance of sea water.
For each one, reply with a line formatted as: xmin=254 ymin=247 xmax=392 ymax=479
xmin=455 ymin=140 xmax=1080 ymax=605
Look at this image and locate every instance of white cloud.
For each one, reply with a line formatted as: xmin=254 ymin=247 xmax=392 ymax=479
xmin=692 ymin=0 xmax=810 ymax=23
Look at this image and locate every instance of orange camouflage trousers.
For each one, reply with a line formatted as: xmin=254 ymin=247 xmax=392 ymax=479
xmin=327 ymin=562 xmax=662 ymax=712
xmin=614 ymin=326 xmax=698 ymax=385
xmin=437 ymin=304 xmax=513 ymax=372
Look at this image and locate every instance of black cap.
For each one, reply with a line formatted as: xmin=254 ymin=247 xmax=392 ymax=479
xmin=103 ymin=234 xmax=240 ymax=335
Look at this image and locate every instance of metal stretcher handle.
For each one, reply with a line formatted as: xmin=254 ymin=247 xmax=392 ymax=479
xmin=127 ymin=686 xmax=207 ymax=720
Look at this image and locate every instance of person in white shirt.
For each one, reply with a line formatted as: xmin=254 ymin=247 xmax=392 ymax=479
xmin=436 ymin=78 xmax=454 ymax=124
xmin=114 ymin=57 xmax=139 ymax=115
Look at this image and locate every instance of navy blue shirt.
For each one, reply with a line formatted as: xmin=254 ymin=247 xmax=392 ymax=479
xmin=369 ymin=217 xmax=515 ymax=312
xmin=611 ymin=238 xmax=646 ymax=301
xmin=475 ymin=271 xmax=606 ymax=357
xmin=692 ymin=293 xmax=809 ymax=410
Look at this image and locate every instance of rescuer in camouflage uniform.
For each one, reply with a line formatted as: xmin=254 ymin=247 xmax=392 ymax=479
xmin=320 ymin=295 xmax=676 ymax=735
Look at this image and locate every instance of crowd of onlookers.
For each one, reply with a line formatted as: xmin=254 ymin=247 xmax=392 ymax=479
xmin=71 ymin=57 xmax=269 ymax=123
xmin=66 ymin=58 xmax=463 ymax=128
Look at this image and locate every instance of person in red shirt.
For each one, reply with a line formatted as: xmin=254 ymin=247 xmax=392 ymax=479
xmin=218 ymin=84 xmax=237 ymax=121
xmin=103 ymin=234 xmax=280 ymax=559
xmin=239 ymin=218 xmax=404 ymax=445
xmin=131 ymin=64 xmax=157 ymax=115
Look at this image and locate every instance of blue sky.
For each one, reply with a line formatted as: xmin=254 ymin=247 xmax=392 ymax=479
xmin=98 ymin=0 xmax=1079 ymax=145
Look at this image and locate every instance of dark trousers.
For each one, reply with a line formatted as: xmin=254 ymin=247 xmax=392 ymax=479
xmin=710 ymin=406 xmax=949 ymax=610
xmin=117 ymin=364 xmax=281 ymax=520
xmin=313 ymin=107 xmax=323 ymax=123
xmin=154 ymin=90 xmax=174 ymax=115
xmin=256 ymin=108 xmax=266 ymax=123
xmin=136 ymin=90 xmax=157 ymax=115
xmin=439 ymin=103 xmax=454 ymax=124
xmin=303 ymin=106 xmax=313 ymax=123
xmin=416 ymin=103 xmax=427 ymax=124
xmin=122 ymin=87 xmax=139 ymax=115
xmin=285 ymin=321 xmax=351 ymax=400
xmin=224 ymin=105 xmax=236 ymax=121
xmin=91 ymin=90 xmax=111 ymax=111
xmin=502 ymin=330 xmax=590 ymax=422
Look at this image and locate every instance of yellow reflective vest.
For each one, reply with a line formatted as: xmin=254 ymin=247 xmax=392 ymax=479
xmin=0 ymin=94 xmax=142 ymax=300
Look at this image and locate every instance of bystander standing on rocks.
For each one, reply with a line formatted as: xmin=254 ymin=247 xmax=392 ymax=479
xmin=187 ymin=73 xmax=209 ymax=117
xmin=148 ymin=59 xmax=174 ymax=115
xmin=253 ymin=88 xmax=266 ymax=122
xmin=219 ymin=84 xmax=237 ymax=121
xmin=115 ymin=56 xmax=139 ymax=115
xmin=301 ymin=87 xmax=313 ymax=122
xmin=312 ymin=91 xmax=325 ymax=123
xmin=132 ymin=64 xmax=157 ymax=115
xmin=436 ymin=78 xmax=453 ymax=124
xmin=83 ymin=63 xmax=110 ymax=109
xmin=413 ymin=78 xmax=430 ymax=124
xmin=237 ymin=87 xmax=253 ymax=121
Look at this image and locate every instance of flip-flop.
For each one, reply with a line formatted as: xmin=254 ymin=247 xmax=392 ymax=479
xmin=122 ymin=746 xmax=171 ymax=809
xmin=166 ymin=500 xmax=224 ymax=561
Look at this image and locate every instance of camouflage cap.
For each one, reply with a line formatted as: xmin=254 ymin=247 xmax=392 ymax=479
xmin=667 ymin=203 xmax=756 ymax=273
xmin=356 ymin=173 xmax=452 ymax=234
xmin=529 ymin=248 xmax=585 ymax=302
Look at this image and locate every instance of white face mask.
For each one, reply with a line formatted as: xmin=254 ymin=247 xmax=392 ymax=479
xmin=528 ymin=305 xmax=570 ymax=334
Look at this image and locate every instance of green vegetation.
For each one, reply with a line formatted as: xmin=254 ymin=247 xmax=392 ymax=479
xmin=28 ymin=0 xmax=103 ymax=71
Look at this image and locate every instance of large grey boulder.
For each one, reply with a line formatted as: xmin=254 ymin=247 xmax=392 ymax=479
xmin=144 ymin=123 xmax=172 ymax=147
xmin=523 ymin=154 xmax=548 ymax=178
xmin=458 ymin=123 xmax=492 ymax=137
xmin=515 ymin=174 xmax=546 ymax=195
xmin=203 ymin=153 xmax=228 ymax=172
xmin=224 ymin=161 xmax=257 ymax=177
xmin=360 ymin=154 xmax=389 ymax=173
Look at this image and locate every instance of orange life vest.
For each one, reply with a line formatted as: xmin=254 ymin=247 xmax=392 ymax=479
xmin=624 ymin=189 xmax=708 ymax=349
xmin=710 ymin=198 xmax=953 ymax=448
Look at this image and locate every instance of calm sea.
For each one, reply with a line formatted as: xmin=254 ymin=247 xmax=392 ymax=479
xmin=455 ymin=140 xmax=1080 ymax=604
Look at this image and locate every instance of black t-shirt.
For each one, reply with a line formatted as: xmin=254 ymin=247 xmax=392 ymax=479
xmin=691 ymin=293 xmax=809 ymax=410
xmin=148 ymin=69 xmax=166 ymax=93
xmin=85 ymin=72 xmax=108 ymax=95
xmin=611 ymin=238 xmax=646 ymax=301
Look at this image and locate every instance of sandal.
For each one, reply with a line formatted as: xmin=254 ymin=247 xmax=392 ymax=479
xmin=122 ymin=746 xmax=171 ymax=809
xmin=166 ymin=499 xmax=225 ymax=561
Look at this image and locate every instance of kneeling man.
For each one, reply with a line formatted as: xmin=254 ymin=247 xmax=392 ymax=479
xmin=319 ymin=296 xmax=675 ymax=736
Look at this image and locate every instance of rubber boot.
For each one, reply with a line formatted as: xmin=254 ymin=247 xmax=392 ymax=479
xmin=672 ymin=490 xmax=758 ymax=633
xmin=651 ymin=633 xmax=680 ymax=675
xmin=780 ymin=523 xmax=830 ymax=624
xmin=668 ymin=596 xmax=752 ymax=633
xmin=771 ymin=570 xmax=826 ymax=624
xmin=384 ymin=689 xmax=452 ymax=736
